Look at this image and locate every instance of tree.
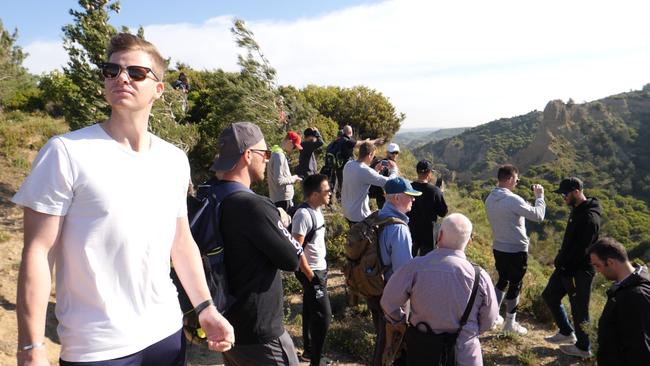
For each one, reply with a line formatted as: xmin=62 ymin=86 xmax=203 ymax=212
xmin=60 ymin=0 xmax=119 ymax=129
xmin=301 ymin=85 xmax=405 ymax=140
xmin=0 ymin=20 xmax=36 ymax=112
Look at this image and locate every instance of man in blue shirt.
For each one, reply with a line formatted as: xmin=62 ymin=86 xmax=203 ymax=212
xmin=367 ymin=177 xmax=421 ymax=366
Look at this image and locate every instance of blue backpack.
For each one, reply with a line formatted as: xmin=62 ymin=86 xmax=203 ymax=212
xmin=171 ymin=180 xmax=252 ymax=344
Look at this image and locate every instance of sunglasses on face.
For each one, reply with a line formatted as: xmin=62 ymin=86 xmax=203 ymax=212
xmin=390 ymin=151 xmax=399 ymax=155
xmin=250 ymin=149 xmax=272 ymax=160
xmin=100 ymin=62 xmax=160 ymax=82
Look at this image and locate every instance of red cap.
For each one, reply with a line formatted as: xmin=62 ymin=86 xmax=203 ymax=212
xmin=286 ymin=131 xmax=303 ymax=150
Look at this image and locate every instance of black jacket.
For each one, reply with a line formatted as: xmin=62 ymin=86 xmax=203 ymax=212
xmin=554 ymin=197 xmax=602 ymax=274
xmin=597 ymin=266 xmax=650 ymax=366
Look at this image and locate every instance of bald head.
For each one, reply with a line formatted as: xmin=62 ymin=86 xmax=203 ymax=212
xmin=437 ymin=213 xmax=473 ymax=251
xmin=343 ymin=125 xmax=353 ymax=136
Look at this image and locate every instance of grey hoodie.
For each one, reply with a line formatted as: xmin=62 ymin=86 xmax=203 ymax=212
xmin=485 ymin=187 xmax=545 ymax=253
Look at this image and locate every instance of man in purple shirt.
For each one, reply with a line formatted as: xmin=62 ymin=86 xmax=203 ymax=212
xmin=381 ymin=213 xmax=499 ymax=366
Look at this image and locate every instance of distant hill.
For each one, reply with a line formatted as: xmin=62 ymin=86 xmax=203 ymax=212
xmin=393 ymin=127 xmax=467 ymax=148
xmin=414 ymin=88 xmax=650 ymax=202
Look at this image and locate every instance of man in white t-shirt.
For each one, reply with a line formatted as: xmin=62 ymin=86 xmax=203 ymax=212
xmin=12 ymin=33 xmax=233 ymax=366
xmin=292 ymin=174 xmax=332 ymax=366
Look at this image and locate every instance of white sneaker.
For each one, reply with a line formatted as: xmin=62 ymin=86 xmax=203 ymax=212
xmin=559 ymin=344 xmax=592 ymax=359
xmin=544 ymin=332 xmax=577 ymax=344
xmin=503 ymin=318 xmax=528 ymax=335
xmin=492 ymin=315 xmax=504 ymax=330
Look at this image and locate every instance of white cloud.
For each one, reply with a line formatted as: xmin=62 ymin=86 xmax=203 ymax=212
xmin=19 ymin=0 xmax=650 ymax=129
xmin=23 ymin=40 xmax=68 ymax=74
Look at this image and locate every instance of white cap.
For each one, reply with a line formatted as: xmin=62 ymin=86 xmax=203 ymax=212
xmin=387 ymin=143 xmax=400 ymax=153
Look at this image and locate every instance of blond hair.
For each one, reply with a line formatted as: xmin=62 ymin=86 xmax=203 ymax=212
xmin=107 ymin=33 xmax=166 ymax=81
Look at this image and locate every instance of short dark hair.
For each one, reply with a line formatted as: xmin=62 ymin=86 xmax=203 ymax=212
xmin=303 ymin=174 xmax=328 ymax=198
xmin=358 ymin=141 xmax=376 ymax=159
xmin=497 ymin=164 xmax=519 ymax=182
xmin=588 ymin=237 xmax=629 ymax=263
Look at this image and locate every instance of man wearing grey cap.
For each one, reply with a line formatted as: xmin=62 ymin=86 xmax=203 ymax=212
xmin=542 ymin=177 xmax=601 ymax=359
xmin=210 ymin=122 xmax=304 ymax=366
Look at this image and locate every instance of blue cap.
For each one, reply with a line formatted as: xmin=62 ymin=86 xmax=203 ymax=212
xmin=384 ymin=177 xmax=422 ymax=196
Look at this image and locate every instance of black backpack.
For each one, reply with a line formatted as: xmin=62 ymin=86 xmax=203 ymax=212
xmin=171 ymin=181 xmax=252 ymax=344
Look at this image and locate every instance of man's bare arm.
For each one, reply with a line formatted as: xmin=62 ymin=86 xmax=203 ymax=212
xmin=17 ymin=208 xmax=63 ymax=365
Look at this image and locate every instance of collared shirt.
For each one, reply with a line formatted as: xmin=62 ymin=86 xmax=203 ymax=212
xmin=381 ymin=248 xmax=498 ymax=366
xmin=378 ymin=201 xmax=413 ymax=281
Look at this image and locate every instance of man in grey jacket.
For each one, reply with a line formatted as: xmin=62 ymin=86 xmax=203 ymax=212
xmin=268 ymin=131 xmax=303 ymax=210
xmin=485 ymin=164 xmax=545 ymax=335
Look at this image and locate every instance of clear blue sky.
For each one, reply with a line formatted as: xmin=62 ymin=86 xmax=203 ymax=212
xmin=1 ymin=0 xmax=383 ymax=43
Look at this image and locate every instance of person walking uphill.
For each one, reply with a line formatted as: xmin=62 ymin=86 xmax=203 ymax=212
xmin=381 ymin=213 xmax=498 ymax=366
xmin=588 ymin=237 xmax=650 ymax=366
xmin=485 ymin=164 xmax=545 ymax=335
xmin=12 ymin=33 xmax=234 ymax=366
xmin=268 ymin=131 xmax=303 ymax=210
xmin=542 ymin=177 xmax=601 ymax=359
xmin=211 ymin=122 xmax=304 ymax=366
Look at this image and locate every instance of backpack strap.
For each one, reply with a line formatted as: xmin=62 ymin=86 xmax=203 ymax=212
xmin=457 ymin=264 xmax=481 ymax=332
xmin=294 ymin=202 xmax=324 ymax=247
xmin=375 ymin=216 xmax=408 ymax=270
xmin=207 ymin=181 xmax=254 ymax=253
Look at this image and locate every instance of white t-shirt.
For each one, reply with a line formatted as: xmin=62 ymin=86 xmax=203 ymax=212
xmin=12 ymin=124 xmax=190 ymax=362
xmin=291 ymin=206 xmax=327 ymax=270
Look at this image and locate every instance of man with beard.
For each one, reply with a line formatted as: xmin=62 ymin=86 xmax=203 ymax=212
xmin=211 ymin=122 xmax=304 ymax=366
xmin=588 ymin=237 xmax=650 ymax=365
xmin=542 ymin=177 xmax=601 ymax=359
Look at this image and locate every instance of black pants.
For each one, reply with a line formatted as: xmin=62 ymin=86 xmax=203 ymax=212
xmin=60 ymin=329 xmax=186 ymax=365
xmin=493 ymin=250 xmax=528 ymax=311
xmin=411 ymin=223 xmax=434 ymax=257
xmin=542 ymin=269 xmax=594 ymax=351
xmin=274 ymin=200 xmax=293 ymax=211
xmin=296 ymin=270 xmax=332 ymax=366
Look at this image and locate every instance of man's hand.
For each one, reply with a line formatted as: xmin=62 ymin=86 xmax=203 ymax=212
xmin=532 ymin=184 xmax=544 ymax=199
xmin=17 ymin=346 xmax=49 ymax=366
xmin=198 ymin=306 xmax=235 ymax=352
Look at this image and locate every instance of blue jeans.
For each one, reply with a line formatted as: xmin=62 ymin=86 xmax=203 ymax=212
xmin=542 ymin=269 xmax=594 ymax=351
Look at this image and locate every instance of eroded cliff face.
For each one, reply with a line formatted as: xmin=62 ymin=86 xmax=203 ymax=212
xmin=415 ymin=89 xmax=650 ymax=183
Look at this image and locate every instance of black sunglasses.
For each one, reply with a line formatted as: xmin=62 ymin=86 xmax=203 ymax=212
xmin=250 ymin=149 xmax=272 ymax=160
xmin=100 ymin=62 xmax=160 ymax=82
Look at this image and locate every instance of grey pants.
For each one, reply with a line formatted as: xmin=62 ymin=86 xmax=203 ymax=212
xmin=223 ymin=330 xmax=299 ymax=366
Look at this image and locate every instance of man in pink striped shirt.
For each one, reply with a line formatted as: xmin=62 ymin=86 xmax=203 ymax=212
xmin=381 ymin=213 xmax=498 ymax=365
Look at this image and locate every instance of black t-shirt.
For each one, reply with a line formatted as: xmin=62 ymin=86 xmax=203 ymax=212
xmin=407 ymin=182 xmax=448 ymax=231
xmin=297 ymin=136 xmax=324 ymax=177
xmin=339 ymin=136 xmax=357 ymax=162
xmin=219 ymin=182 xmax=302 ymax=344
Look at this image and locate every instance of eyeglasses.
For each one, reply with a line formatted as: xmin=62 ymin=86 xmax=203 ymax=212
xmin=250 ymin=149 xmax=272 ymax=160
xmin=389 ymin=151 xmax=399 ymax=155
xmin=100 ymin=62 xmax=160 ymax=82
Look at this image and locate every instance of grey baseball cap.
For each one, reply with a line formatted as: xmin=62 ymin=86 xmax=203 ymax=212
xmin=210 ymin=122 xmax=265 ymax=172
